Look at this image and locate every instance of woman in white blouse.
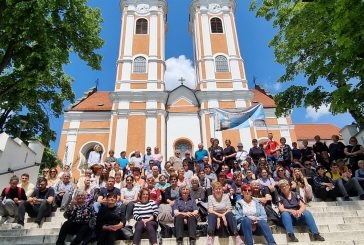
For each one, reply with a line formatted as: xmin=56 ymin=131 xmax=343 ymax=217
xmin=87 ymin=144 xmax=102 ymax=168
xmin=235 ymin=184 xmax=276 ymax=245
xmin=207 ymin=182 xmax=243 ymax=245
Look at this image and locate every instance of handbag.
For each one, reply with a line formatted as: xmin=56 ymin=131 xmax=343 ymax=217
xmin=264 ymin=204 xmax=281 ymax=226
xmin=159 ymin=222 xmax=174 ymax=238
xmin=197 ymin=202 xmax=208 ymax=219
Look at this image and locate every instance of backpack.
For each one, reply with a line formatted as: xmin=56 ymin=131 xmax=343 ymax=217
xmin=5 ymin=187 xmax=22 ymax=200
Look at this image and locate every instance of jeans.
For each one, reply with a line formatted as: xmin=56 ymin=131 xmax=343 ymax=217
xmin=125 ymin=202 xmax=134 ymax=221
xmin=56 ymin=220 xmax=91 ymax=245
xmin=267 ymin=155 xmax=277 ymax=170
xmin=174 ymin=215 xmax=197 ymax=240
xmin=207 ymin=212 xmax=237 ymax=235
xmin=281 ymin=210 xmax=319 ymax=235
xmin=133 ymin=220 xmax=158 ymax=244
xmin=93 ymin=202 xmax=101 ymax=213
xmin=55 ymin=192 xmax=72 ymax=209
xmin=336 ymin=178 xmax=364 ymax=197
xmin=0 ymin=199 xmax=18 ymax=217
xmin=196 ymin=162 xmax=205 ymax=171
xmin=239 ymin=217 xmax=276 ymax=245
xmin=17 ymin=200 xmax=52 ymax=225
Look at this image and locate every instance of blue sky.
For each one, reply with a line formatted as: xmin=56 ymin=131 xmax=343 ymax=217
xmin=50 ymin=0 xmax=353 ymax=151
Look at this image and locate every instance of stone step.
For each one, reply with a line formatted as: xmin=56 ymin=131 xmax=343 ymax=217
xmin=308 ymin=205 xmax=364 ymax=213
xmin=1 ymin=233 xmax=363 ymax=245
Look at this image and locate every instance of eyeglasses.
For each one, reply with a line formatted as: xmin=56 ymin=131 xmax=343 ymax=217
xmin=126 ymin=179 xmax=133 ymax=182
xmin=243 ymin=189 xmax=252 ymax=193
xmin=278 ymin=169 xmax=284 ymax=172
xmin=176 ymin=153 xmax=180 ymax=155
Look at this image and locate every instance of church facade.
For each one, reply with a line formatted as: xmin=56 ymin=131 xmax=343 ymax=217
xmin=57 ymin=0 xmax=306 ymax=179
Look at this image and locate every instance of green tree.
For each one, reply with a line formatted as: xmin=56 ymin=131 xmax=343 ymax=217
xmin=250 ymin=0 xmax=364 ymax=128
xmin=0 ymin=0 xmax=104 ymax=146
xmin=40 ymin=147 xmax=62 ymax=171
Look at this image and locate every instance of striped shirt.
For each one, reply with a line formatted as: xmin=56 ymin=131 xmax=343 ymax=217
xmin=133 ymin=200 xmax=159 ymax=221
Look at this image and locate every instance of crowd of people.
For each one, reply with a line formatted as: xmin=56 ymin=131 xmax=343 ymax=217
xmin=0 ymin=133 xmax=363 ymax=245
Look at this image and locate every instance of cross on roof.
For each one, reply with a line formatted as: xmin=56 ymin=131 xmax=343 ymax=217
xmin=178 ymin=77 xmax=185 ymax=85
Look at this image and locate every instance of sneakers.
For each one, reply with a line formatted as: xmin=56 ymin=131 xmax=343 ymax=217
xmin=343 ymin=196 xmax=352 ymax=201
xmin=4 ymin=216 xmax=15 ymax=224
xmin=288 ymin=233 xmax=299 ymax=242
xmin=0 ymin=216 xmax=7 ymax=225
xmin=207 ymin=235 xmax=214 ymax=245
xmin=313 ymin=234 xmax=325 ymax=241
xmin=177 ymin=240 xmax=183 ymax=245
xmin=360 ymin=194 xmax=364 ymax=200
xmin=12 ymin=224 xmax=24 ymax=229
xmin=235 ymin=235 xmax=244 ymax=245
xmin=190 ymin=239 xmax=196 ymax=245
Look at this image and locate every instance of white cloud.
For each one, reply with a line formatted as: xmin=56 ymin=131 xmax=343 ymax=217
xmin=305 ymin=104 xmax=331 ymax=121
xmin=165 ymin=55 xmax=196 ymax=90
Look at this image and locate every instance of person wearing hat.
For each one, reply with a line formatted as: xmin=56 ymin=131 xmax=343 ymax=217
xmin=312 ymin=166 xmax=338 ymax=201
xmin=236 ymin=143 xmax=248 ymax=166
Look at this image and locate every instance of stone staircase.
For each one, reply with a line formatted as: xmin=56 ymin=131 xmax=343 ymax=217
xmin=0 ymin=198 xmax=363 ymax=245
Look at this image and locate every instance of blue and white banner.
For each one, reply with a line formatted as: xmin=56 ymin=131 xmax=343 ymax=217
xmin=214 ymin=104 xmax=265 ymax=131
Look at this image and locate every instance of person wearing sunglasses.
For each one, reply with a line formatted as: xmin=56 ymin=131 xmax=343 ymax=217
xmin=235 ymin=184 xmax=276 ymax=245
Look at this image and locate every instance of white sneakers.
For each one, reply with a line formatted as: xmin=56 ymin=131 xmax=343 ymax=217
xmin=12 ymin=224 xmax=24 ymax=229
xmin=0 ymin=216 xmax=7 ymax=225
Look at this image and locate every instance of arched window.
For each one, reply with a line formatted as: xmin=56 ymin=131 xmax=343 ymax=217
xmin=175 ymin=140 xmax=192 ymax=157
xmin=133 ymin=56 xmax=147 ymax=73
xmin=211 ymin=17 xmax=223 ymax=33
xmin=136 ymin=18 xmax=148 ymax=34
xmin=215 ymin=55 xmax=229 ymax=72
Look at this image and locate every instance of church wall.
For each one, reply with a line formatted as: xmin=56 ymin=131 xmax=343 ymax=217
xmin=157 ymin=115 xmax=161 ymax=150
xmin=166 ymin=114 xmax=201 ymax=159
xmin=129 ymin=102 xmax=146 ymax=110
xmin=57 ymin=134 xmax=67 ymax=164
xmin=126 ymin=115 xmax=146 ymax=154
xmin=130 ymin=83 xmax=148 ymax=89
xmin=216 ymin=81 xmax=233 ymax=88
xmin=79 ymin=121 xmax=110 ymax=129
xmin=109 ymin=115 xmax=118 ymax=152
xmin=221 ymin=129 xmax=241 ymax=148
xmin=218 ymin=101 xmax=236 ymax=109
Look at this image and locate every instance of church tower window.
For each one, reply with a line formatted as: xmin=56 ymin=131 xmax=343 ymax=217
xmin=135 ymin=18 xmax=148 ymax=34
xmin=210 ymin=17 xmax=223 ymax=33
xmin=133 ymin=56 xmax=147 ymax=73
xmin=215 ymin=55 xmax=229 ymax=72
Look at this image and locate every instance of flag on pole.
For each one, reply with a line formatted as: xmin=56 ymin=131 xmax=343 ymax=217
xmin=214 ymin=104 xmax=265 ymax=131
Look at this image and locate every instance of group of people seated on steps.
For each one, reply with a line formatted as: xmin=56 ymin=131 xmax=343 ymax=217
xmin=0 ymin=132 xmax=363 ymax=245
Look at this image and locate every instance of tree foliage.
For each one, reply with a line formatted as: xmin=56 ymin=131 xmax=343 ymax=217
xmin=0 ymin=0 xmax=104 ymax=146
xmin=40 ymin=147 xmax=62 ymax=171
xmin=250 ymin=0 xmax=364 ymax=128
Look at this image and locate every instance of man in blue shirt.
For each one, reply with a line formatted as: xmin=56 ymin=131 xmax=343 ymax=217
xmin=116 ymin=151 xmax=129 ymax=172
xmin=195 ymin=143 xmax=208 ymax=170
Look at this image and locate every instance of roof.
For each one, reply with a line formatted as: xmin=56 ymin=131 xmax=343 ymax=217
xmin=252 ymin=86 xmax=276 ymax=108
xmin=68 ymin=90 xmax=112 ymax=111
xmin=294 ymin=124 xmax=341 ymax=140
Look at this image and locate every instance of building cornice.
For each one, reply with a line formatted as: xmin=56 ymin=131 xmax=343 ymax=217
xmin=64 ymin=111 xmax=112 ymax=121
xmin=120 ymin=0 xmax=168 ymax=14
xmin=189 ymin=0 xmax=237 ymax=17
xmin=195 ymin=90 xmax=254 ymax=102
xmin=110 ymin=91 xmax=169 ymax=103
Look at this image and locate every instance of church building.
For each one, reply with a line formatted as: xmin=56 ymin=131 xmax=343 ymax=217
xmin=57 ymin=0 xmax=338 ymax=179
